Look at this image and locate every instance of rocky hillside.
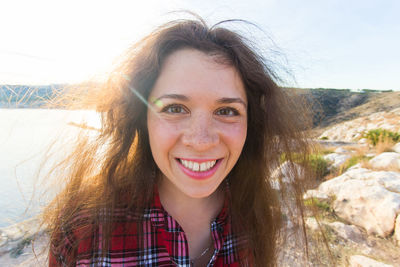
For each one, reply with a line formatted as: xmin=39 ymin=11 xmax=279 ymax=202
xmin=287 ymin=88 xmax=400 ymax=130
xmin=301 ymin=105 xmax=400 ymax=266
xmin=319 ymin=107 xmax=400 ymax=142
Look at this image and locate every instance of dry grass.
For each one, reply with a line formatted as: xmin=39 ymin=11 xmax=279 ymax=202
xmin=360 ymin=160 xmax=400 ymax=172
xmin=375 ymin=138 xmax=395 ymax=154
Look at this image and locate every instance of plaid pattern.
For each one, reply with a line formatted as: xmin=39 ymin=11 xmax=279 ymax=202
xmin=50 ymin=190 xmax=243 ymax=266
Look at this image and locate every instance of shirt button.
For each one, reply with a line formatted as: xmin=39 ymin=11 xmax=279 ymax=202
xmin=217 ymin=225 xmax=224 ymax=233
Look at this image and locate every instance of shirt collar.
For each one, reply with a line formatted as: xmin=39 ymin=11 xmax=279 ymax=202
xmin=146 ymin=184 xmax=230 ymax=231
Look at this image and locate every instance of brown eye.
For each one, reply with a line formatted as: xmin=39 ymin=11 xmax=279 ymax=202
xmin=161 ymin=104 xmax=188 ymax=114
xmin=215 ymin=107 xmax=239 ymax=116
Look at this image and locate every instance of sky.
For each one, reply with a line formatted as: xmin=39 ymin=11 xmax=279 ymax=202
xmin=0 ymin=0 xmax=399 ymax=90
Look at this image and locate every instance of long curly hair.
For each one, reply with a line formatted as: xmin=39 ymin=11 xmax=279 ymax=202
xmin=43 ymin=16 xmax=314 ymax=266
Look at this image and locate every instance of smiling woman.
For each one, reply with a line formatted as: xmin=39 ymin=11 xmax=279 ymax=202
xmin=148 ymin=49 xmax=247 ymax=201
xmin=43 ymin=15 xmax=316 ymax=267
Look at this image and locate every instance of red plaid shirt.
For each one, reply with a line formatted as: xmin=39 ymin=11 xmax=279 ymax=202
xmin=49 ymin=189 xmax=245 ymax=266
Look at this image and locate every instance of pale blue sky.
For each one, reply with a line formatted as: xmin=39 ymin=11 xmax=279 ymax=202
xmin=0 ymin=0 xmax=399 ymax=90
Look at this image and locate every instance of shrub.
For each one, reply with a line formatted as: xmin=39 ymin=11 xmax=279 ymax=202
xmin=309 ymin=154 xmax=329 ymax=180
xmin=304 ymin=197 xmax=332 ymax=212
xmin=364 ymin=129 xmax=400 ymax=146
xmin=279 ymin=153 xmax=329 ymax=180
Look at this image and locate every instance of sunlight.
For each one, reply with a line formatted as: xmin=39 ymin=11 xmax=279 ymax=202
xmin=0 ymin=0 xmax=171 ymax=85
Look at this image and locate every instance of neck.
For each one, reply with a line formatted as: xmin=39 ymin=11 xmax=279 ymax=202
xmin=158 ymin=177 xmax=225 ymax=261
xmin=158 ymin=179 xmax=225 ymax=225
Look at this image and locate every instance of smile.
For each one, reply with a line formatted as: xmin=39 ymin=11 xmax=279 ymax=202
xmin=178 ymin=159 xmax=217 ymax=172
xmin=176 ymin=158 xmax=222 ymax=180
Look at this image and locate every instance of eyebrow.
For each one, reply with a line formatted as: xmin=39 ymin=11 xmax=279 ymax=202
xmin=152 ymin=94 xmax=189 ymax=103
xmin=216 ymin=97 xmax=247 ymax=108
xmin=153 ymin=94 xmax=247 ymax=108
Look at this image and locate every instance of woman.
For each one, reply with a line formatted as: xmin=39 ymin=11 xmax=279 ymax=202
xmin=45 ymin=17 xmax=312 ymax=267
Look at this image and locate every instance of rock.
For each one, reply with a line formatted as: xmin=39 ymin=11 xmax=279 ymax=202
xmin=335 ymin=147 xmax=349 ymax=153
xmin=358 ymin=138 xmax=368 ymax=144
xmin=395 ymin=214 xmax=400 ymax=246
xmin=393 ymin=143 xmax=400 ymax=153
xmin=0 ymin=230 xmax=48 ymax=267
xmin=327 ymin=221 xmax=364 ymax=243
xmin=305 ymin=217 xmax=319 ymax=231
xmin=318 ymin=108 xmax=400 ymax=142
xmin=0 ymin=218 xmax=44 ymax=255
xmin=315 ymin=168 xmax=400 ymax=237
xmin=348 ymin=163 xmax=362 ymax=170
xmin=324 ymin=153 xmax=351 ymax=168
xmin=271 ymin=161 xmax=305 ymax=190
xmin=349 ymin=255 xmax=393 ymax=267
xmin=369 ymin=152 xmax=400 ymax=170
xmin=303 ymin=189 xmax=329 ymax=201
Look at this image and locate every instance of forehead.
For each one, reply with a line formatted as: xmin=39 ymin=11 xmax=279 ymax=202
xmin=149 ymin=49 xmax=247 ymax=101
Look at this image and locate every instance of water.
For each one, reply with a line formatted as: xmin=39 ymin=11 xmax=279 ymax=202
xmin=0 ymin=109 xmax=100 ymax=227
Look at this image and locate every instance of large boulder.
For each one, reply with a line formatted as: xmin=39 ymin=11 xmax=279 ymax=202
xmin=369 ymin=152 xmax=400 ymax=170
xmin=307 ymin=168 xmax=400 ymax=237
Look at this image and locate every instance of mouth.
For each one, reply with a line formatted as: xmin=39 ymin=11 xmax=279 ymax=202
xmin=176 ymin=158 xmax=222 ymax=180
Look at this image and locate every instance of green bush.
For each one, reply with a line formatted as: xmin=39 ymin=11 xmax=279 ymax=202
xmin=304 ymin=197 xmax=332 ymax=212
xmin=309 ymin=154 xmax=329 ymax=179
xmin=280 ymin=153 xmax=329 ymax=180
xmin=364 ymin=129 xmax=400 ymax=146
xmin=343 ymin=155 xmax=363 ymax=170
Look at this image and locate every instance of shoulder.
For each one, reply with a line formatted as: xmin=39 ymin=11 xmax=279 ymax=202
xmin=49 ymin=206 xmax=143 ymax=266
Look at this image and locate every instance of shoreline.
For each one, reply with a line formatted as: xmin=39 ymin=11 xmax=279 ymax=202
xmin=0 ymin=217 xmax=48 ymax=266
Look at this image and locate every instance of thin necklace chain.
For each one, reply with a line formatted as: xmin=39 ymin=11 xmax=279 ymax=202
xmin=190 ymin=242 xmax=213 ymax=266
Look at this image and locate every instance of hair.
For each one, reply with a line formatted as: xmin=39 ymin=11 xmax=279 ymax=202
xmin=43 ymin=16 xmax=316 ymax=266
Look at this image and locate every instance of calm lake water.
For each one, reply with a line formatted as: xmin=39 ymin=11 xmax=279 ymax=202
xmin=0 ymin=109 xmax=100 ymax=227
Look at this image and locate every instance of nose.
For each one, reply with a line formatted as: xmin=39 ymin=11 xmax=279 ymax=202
xmin=181 ymin=113 xmax=219 ymax=151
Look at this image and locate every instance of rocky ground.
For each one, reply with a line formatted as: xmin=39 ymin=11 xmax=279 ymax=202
xmin=1 ymin=108 xmax=400 ymax=266
xmin=299 ymin=107 xmax=400 ymax=266
xmin=319 ymin=107 xmax=400 ymax=142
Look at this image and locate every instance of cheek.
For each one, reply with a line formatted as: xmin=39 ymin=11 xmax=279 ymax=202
xmin=220 ymin=122 xmax=247 ymax=155
xmin=147 ymin=116 xmax=181 ymax=158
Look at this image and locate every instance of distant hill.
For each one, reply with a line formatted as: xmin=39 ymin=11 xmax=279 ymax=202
xmin=288 ymin=88 xmax=400 ymax=129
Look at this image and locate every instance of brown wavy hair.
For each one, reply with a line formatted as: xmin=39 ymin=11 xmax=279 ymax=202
xmin=43 ymin=16 xmax=315 ymax=266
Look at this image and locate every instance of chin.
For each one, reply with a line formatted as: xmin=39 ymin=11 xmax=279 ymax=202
xmin=183 ymin=184 xmax=222 ymax=199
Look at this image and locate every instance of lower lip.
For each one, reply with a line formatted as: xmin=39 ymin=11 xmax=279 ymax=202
xmin=176 ymin=159 xmax=222 ymax=180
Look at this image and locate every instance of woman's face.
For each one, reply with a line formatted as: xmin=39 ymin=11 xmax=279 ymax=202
xmin=147 ymin=49 xmax=247 ymax=199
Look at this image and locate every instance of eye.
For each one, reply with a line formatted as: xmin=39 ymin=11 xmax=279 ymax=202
xmin=161 ymin=104 xmax=188 ymax=114
xmin=215 ymin=107 xmax=239 ymax=116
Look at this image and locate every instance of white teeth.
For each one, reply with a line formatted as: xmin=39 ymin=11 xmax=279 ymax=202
xmin=200 ymin=162 xmax=207 ymax=171
xmin=179 ymin=159 xmax=217 ymax=172
xmin=193 ymin=162 xmax=200 ymax=171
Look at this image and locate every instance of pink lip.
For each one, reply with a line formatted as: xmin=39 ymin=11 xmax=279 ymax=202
xmin=176 ymin=158 xmax=222 ymax=180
